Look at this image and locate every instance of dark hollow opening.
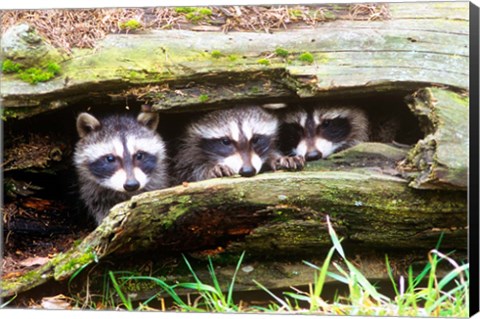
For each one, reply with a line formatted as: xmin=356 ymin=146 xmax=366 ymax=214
xmin=2 ymin=89 xmax=424 ymax=272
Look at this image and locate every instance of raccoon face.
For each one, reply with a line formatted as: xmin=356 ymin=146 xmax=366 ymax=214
xmin=75 ymin=112 xmax=165 ymax=193
xmin=191 ymin=107 xmax=278 ymax=177
xmin=280 ymin=106 xmax=368 ymax=160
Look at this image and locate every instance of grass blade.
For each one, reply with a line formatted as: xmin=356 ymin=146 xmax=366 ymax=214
xmin=385 ymin=255 xmax=399 ymax=296
xmin=253 ymin=279 xmax=291 ymax=311
xmin=326 ymin=215 xmax=345 ymax=259
xmin=108 ymin=271 xmax=132 ymax=310
xmin=177 ymin=282 xmax=218 ymax=294
xmin=227 ymin=251 xmax=245 ymax=305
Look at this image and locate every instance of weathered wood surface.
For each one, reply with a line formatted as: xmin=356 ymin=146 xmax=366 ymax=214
xmin=0 ymin=2 xmax=470 ymax=300
xmin=398 ymin=88 xmax=469 ymax=190
xmin=0 ymin=140 xmax=468 ymax=298
xmin=0 ymin=2 xmax=469 ymax=116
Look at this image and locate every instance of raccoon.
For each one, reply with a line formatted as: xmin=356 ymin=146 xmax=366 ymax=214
xmin=74 ymin=111 xmax=168 ymax=225
xmin=172 ymin=105 xmax=304 ymax=184
xmin=279 ymin=105 xmax=369 ymax=161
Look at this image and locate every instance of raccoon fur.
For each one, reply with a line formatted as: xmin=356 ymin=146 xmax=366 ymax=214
xmin=172 ymin=105 xmax=304 ymax=184
xmin=279 ymin=105 xmax=369 ymax=161
xmin=74 ymin=111 xmax=168 ymax=225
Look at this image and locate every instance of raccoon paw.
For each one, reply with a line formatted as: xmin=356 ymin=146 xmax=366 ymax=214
xmin=275 ymin=155 xmax=305 ymax=171
xmin=209 ymin=164 xmax=236 ymax=178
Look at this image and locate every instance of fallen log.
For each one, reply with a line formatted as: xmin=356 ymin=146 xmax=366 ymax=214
xmin=0 ymin=2 xmax=469 ymax=301
xmin=0 ymin=142 xmax=467 ymax=298
xmin=0 ymin=3 xmax=468 ymax=117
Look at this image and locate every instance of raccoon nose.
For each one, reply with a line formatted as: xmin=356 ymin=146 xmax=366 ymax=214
xmin=123 ymin=179 xmax=140 ymax=192
xmin=239 ymin=165 xmax=256 ymax=177
xmin=306 ymin=150 xmax=322 ymax=161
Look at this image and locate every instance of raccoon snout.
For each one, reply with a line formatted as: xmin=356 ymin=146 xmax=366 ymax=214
xmin=123 ymin=179 xmax=140 ymax=192
xmin=239 ymin=165 xmax=256 ymax=177
xmin=305 ymin=150 xmax=322 ymax=161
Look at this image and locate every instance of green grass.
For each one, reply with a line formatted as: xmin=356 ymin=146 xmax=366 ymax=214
xmin=71 ymin=216 xmax=469 ymax=315
xmin=251 ymin=217 xmax=469 ymax=316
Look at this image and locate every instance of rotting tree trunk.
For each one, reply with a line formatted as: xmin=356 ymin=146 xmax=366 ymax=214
xmin=0 ymin=168 xmax=468 ymax=298
xmin=0 ymin=2 xmax=469 ymax=300
xmin=1 ymin=83 xmax=470 ymax=297
xmin=0 ymin=3 xmax=468 ymax=116
xmin=398 ymin=88 xmax=469 ymax=190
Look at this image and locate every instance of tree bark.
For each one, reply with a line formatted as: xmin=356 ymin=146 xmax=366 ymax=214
xmin=0 ymin=3 xmax=468 ymax=117
xmin=0 ymin=2 xmax=469 ymax=300
xmin=0 ymin=141 xmax=467 ymax=298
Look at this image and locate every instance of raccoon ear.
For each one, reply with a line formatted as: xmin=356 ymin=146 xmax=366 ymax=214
xmin=76 ymin=113 xmax=101 ymax=138
xmin=137 ymin=112 xmax=159 ymax=131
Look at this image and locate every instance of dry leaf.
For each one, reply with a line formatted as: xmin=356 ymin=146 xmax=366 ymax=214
xmin=19 ymin=256 xmax=50 ymax=267
xmin=41 ymin=294 xmax=73 ymax=310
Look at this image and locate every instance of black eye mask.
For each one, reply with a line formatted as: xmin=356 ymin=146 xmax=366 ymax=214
xmin=318 ymin=117 xmax=351 ymax=143
xmin=89 ymin=155 xmax=120 ymax=179
xmin=200 ymin=138 xmax=236 ymax=157
xmin=251 ymin=134 xmax=272 ymax=157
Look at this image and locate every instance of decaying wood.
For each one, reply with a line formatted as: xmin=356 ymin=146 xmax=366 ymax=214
xmin=1 ymin=140 xmax=468 ymax=298
xmin=0 ymin=3 xmax=468 ymax=116
xmin=0 ymin=2 xmax=469 ymax=301
xmin=398 ymin=88 xmax=469 ymax=190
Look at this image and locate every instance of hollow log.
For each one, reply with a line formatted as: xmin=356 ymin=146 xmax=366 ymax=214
xmin=0 ymin=2 xmax=469 ymax=301
xmin=398 ymin=88 xmax=469 ymax=190
xmin=0 ymin=140 xmax=468 ymax=298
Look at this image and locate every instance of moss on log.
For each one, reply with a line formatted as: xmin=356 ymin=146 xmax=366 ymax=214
xmin=0 ymin=3 xmax=468 ymax=118
xmin=1 ymin=164 xmax=467 ymax=297
xmin=398 ymin=88 xmax=468 ymax=190
xmin=0 ymin=2 xmax=469 ymax=301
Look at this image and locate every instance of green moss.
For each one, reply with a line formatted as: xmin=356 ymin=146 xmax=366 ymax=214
xmin=175 ymin=7 xmax=196 ymax=14
xmin=54 ymin=248 xmax=97 ymax=277
xmin=119 ymin=19 xmax=142 ymax=31
xmin=323 ymin=10 xmax=337 ymax=20
xmin=160 ymin=195 xmax=194 ymax=229
xmin=1 ymin=109 xmax=19 ymax=121
xmin=46 ymin=62 xmax=61 ymax=75
xmin=257 ymin=58 xmax=271 ymax=66
xmin=15 ymin=61 xmax=61 ymax=84
xmin=298 ymin=52 xmax=314 ymax=64
xmin=126 ymin=70 xmax=147 ymax=80
xmin=122 ymin=276 xmax=162 ymax=294
xmin=228 ymin=54 xmax=239 ymax=62
xmin=199 ymin=94 xmax=209 ymax=102
xmin=198 ymin=8 xmax=213 ymax=16
xmin=289 ymin=9 xmax=303 ymax=18
xmin=185 ymin=7 xmax=212 ymax=23
xmin=275 ymin=48 xmax=289 ymax=58
xmin=250 ymin=86 xmax=260 ymax=94
xmin=2 ymin=59 xmax=22 ymax=73
xmin=19 ymin=68 xmax=55 ymax=84
xmin=211 ymin=50 xmax=223 ymax=59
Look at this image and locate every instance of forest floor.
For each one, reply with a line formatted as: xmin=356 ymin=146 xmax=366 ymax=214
xmin=2 ymin=4 xmax=389 ymax=53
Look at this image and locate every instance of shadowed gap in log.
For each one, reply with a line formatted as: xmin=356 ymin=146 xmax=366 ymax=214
xmin=0 ymin=87 xmax=431 ymax=280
